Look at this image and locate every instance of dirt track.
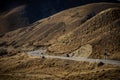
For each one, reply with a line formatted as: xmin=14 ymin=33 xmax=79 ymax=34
xmin=27 ymin=50 xmax=120 ymax=66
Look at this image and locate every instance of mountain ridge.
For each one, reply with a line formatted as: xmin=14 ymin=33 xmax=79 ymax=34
xmin=0 ymin=2 xmax=120 ymax=60
xmin=0 ymin=0 xmax=119 ymax=33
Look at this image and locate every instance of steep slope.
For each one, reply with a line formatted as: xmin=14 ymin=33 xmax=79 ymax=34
xmin=49 ymin=8 xmax=120 ymax=60
xmin=0 ymin=0 xmax=119 ymax=33
xmin=0 ymin=3 xmax=120 ymax=60
xmin=0 ymin=5 xmax=29 ymax=33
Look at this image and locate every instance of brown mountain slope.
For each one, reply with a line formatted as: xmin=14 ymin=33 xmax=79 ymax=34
xmin=0 ymin=3 xmax=120 ymax=44
xmin=0 ymin=1 xmax=118 ymax=34
xmin=49 ymin=8 xmax=120 ymax=60
xmin=0 ymin=5 xmax=29 ymax=33
xmin=0 ymin=3 xmax=120 ymax=60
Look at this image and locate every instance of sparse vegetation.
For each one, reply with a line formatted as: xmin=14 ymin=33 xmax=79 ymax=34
xmin=0 ymin=2 xmax=120 ymax=80
xmin=0 ymin=53 xmax=119 ymax=80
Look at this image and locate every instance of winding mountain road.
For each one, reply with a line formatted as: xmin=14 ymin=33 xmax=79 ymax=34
xmin=27 ymin=50 xmax=120 ymax=66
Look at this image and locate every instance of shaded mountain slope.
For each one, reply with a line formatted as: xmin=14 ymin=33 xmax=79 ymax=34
xmin=0 ymin=3 xmax=120 ymax=60
xmin=0 ymin=0 xmax=119 ymax=33
xmin=0 ymin=5 xmax=29 ymax=33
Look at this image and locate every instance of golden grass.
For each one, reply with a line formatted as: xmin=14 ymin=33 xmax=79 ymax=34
xmin=0 ymin=53 xmax=120 ymax=80
xmin=48 ymin=8 xmax=120 ymax=60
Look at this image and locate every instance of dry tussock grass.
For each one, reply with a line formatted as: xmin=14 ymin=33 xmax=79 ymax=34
xmin=0 ymin=53 xmax=119 ymax=80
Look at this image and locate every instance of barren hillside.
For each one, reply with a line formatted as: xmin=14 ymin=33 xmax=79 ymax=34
xmin=48 ymin=8 xmax=120 ymax=60
xmin=0 ymin=0 xmax=119 ymax=33
xmin=0 ymin=3 xmax=120 ymax=59
xmin=0 ymin=2 xmax=120 ymax=80
xmin=0 ymin=5 xmax=29 ymax=33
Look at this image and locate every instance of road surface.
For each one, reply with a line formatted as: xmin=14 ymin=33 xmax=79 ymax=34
xmin=27 ymin=50 xmax=120 ymax=66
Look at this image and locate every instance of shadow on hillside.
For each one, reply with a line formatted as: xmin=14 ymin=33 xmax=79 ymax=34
xmin=25 ymin=0 xmax=118 ymax=23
